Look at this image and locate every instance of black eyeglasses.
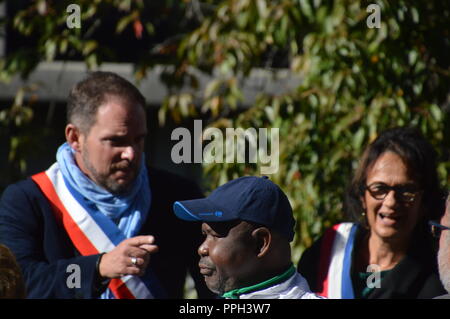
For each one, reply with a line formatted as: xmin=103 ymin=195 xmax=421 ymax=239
xmin=429 ymin=221 xmax=450 ymax=239
xmin=365 ymin=183 xmax=422 ymax=203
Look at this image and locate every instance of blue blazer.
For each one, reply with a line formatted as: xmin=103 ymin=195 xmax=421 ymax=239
xmin=0 ymin=167 xmax=213 ymax=299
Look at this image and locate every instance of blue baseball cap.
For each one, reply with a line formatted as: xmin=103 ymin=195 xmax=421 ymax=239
xmin=173 ymin=176 xmax=295 ymax=242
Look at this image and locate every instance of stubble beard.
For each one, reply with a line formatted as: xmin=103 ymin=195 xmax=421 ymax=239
xmin=207 ymin=273 xmax=227 ymax=296
xmin=81 ymin=147 xmax=135 ymax=195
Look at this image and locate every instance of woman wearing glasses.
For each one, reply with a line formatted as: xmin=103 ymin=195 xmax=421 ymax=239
xmin=298 ymin=127 xmax=447 ymax=298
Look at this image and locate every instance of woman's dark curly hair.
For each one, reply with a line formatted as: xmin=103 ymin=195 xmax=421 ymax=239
xmin=344 ymin=127 xmax=446 ymax=228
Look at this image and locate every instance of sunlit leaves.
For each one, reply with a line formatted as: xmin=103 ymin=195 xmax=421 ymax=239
xmin=166 ymin=0 xmax=450 ymax=254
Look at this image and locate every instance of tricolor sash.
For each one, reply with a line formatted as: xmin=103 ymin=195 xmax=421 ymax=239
xmin=32 ymin=163 xmax=162 ymax=299
xmin=316 ymin=222 xmax=358 ymax=299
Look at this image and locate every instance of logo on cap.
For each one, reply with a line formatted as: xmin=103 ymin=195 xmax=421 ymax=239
xmin=199 ymin=211 xmax=223 ymax=217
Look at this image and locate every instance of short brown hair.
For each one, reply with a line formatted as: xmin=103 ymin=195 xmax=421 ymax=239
xmin=67 ymin=71 xmax=146 ymax=133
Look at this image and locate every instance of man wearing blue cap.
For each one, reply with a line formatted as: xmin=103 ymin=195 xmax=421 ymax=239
xmin=173 ymin=176 xmax=322 ymax=299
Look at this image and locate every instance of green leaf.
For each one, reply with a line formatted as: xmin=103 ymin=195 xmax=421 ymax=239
xmin=82 ymin=40 xmax=98 ymax=56
xmin=429 ymin=104 xmax=443 ymax=122
xmin=44 ymin=39 xmax=57 ymax=61
xmin=116 ymin=12 xmax=138 ymax=34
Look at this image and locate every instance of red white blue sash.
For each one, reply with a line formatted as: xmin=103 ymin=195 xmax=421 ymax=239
xmin=316 ymin=222 xmax=358 ymax=299
xmin=32 ymin=163 xmax=160 ymax=299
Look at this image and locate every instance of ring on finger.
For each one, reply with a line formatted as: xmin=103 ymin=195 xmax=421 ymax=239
xmin=131 ymin=257 xmax=138 ymax=266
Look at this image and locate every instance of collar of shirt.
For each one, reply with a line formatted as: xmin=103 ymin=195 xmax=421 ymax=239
xmin=222 ymin=265 xmax=296 ymax=299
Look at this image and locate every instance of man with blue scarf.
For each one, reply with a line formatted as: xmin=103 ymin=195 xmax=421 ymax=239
xmin=0 ymin=72 xmax=213 ymax=299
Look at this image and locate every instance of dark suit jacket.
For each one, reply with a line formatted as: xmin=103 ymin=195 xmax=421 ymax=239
xmin=0 ymin=167 xmax=214 ymax=299
xmin=298 ymin=224 xmax=446 ymax=299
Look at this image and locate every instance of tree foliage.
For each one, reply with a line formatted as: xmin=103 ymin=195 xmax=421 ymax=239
xmin=164 ymin=0 xmax=450 ymax=257
xmin=1 ymin=0 xmax=449 ymax=258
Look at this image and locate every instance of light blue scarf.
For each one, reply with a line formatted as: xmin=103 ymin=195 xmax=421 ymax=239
xmin=56 ymin=142 xmax=151 ymax=239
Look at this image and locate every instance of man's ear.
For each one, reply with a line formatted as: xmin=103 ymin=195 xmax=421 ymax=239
xmin=65 ymin=124 xmax=82 ymax=152
xmin=251 ymin=227 xmax=271 ymax=258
